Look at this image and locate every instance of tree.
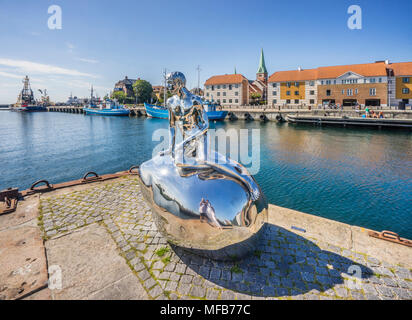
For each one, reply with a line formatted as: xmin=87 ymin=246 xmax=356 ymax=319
xmin=111 ymin=91 xmax=127 ymax=103
xmin=133 ymin=80 xmax=153 ymax=103
xmin=250 ymin=92 xmax=261 ymax=105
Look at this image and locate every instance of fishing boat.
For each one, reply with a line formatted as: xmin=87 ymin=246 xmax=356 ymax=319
xmin=12 ymin=76 xmax=47 ymax=112
xmin=83 ymin=99 xmax=130 ymax=116
xmin=144 ymin=101 xmax=227 ymax=120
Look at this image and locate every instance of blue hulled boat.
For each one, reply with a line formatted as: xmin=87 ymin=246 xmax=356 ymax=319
xmin=83 ymin=99 xmax=130 ymax=116
xmin=144 ymin=101 xmax=227 ymax=120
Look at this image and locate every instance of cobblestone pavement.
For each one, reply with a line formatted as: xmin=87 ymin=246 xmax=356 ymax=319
xmin=38 ymin=177 xmax=412 ymax=300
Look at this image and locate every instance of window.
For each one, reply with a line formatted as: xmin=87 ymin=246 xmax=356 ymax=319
xmin=235 ymin=84 xmax=239 ymax=88
xmin=223 ymin=92 xmax=226 ymax=96
xmin=309 ymin=81 xmax=315 ymax=86
xmin=223 ymin=99 xmax=226 ymax=103
xmin=235 ymin=91 xmax=238 ymax=96
xmin=272 ymin=83 xmax=277 ymax=88
xmin=235 ymin=99 xmax=238 ymax=103
xmin=273 ymin=99 xmax=277 ymax=104
xmin=211 ymin=86 xmax=214 ymax=91
xmin=388 ymin=80 xmax=392 ymax=84
xmin=294 ymin=91 xmax=299 ymax=95
xmin=326 ymin=89 xmax=331 ymax=96
xmin=217 ymin=85 xmax=221 ymax=89
xmin=295 ymin=82 xmax=299 ymax=87
xmin=402 ymin=88 xmax=410 ymax=94
xmin=402 ymin=77 xmax=410 ymax=83
xmin=321 ymin=80 xmax=324 ymax=85
xmin=364 ymin=79 xmax=367 ymax=83
xmin=287 ymin=82 xmax=291 ymax=88
xmin=370 ymin=88 xmax=376 ymax=96
xmin=347 ymin=89 xmax=353 ymax=96
xmin=206 ymin=93 xmax=209 ymax=97
xmin=342 ymin=89 xmax=345 ymax=94
xmin=272 ymin=91 xmax=277 ymax=96
xmin=217 ymin=92 xmax=220 ymax=96
xmin=295 ymin=99 xmax=299 ymax=104
xmin=310 ymin=99 xmax=315 ymax=104
xmin=334 ymin=80 xmax=336 ymax=84
xmin=223 ymin=85 xmax=226 ymax=89
xmin=229 ymin=85 xmax=232 ymax=90
xmin=286 ymin=99 xmax=291 ymax=104
xmin=286 ymin=91 xmax=291 ymax=96
xmin=379 ymin=78 xmax=382 ymax=83
xmin=355 ymin=89 xmax=358 ymax=94
xmin=310 ymin=90 xmax=315 ymax=95
xmin=370 ymin=78 xmax=376 ymax=83
xmin=326 ymin=80 xmax=331 ymax=85
xmin=388 ymin=90 xmax=392 ymax=94
xmin=217 ymin=99 xmax=220 ymax=103
xmin=229 ymin=99 xmax=232 ymax=103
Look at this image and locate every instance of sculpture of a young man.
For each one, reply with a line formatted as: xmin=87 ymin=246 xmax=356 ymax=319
xmin=139 ymin=71 xmax=267 ymax=260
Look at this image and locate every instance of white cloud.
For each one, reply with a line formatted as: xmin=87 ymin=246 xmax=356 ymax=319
xmin=0 ymin=70 xmax=23 ymax=79
xmin=0 ymin=58 xmax=96 ymax=78
xmin=75 ymin=57 xmax=99 ymax=64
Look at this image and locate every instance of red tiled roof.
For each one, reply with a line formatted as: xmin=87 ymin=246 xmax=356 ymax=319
xmin=268 ymin=62 xmax=389 ymax=82
xmin=268 ymin=68 xmax=317 ymax=82
xmin=205 ymin=74 xmax=247 ymax=85
xmin=389 ymin=62 xmax=412 ymax=76
xmin=317 ymin=62 xmax=387 ymax=79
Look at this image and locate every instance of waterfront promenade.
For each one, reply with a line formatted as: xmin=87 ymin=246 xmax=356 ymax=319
xmin=1 ymin=174 xmax=410 ymax=300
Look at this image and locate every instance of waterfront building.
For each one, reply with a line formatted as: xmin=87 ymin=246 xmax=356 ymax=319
xmin=268 ymin=61 xmax=396 ymax=107
xmin=387 ymin=62 xmax=412 ymax=107
xmin=204 ymin=74 xmax=249 ymax=106
xmin=267 ymin=67 xmax=318 ymax=107
xmin=114 ymin=76 xmax=137 ymax=97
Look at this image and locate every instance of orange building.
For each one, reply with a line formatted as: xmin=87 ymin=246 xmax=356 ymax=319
xmin=388 ymin=62 xmax=412 ymax=107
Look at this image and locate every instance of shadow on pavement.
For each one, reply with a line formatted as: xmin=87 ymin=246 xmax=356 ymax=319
xmin=173 ymin=223 xmax=373 ymax=298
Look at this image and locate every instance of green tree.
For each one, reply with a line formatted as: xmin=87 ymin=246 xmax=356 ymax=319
xmin=133 ymin=80 xmax=153 ymax=103
xmin=111 ymin=91 xmax=127 ymax=103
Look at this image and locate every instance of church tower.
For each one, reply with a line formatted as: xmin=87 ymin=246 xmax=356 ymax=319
xmin=256 ymin=48 xmax=268 ymax=83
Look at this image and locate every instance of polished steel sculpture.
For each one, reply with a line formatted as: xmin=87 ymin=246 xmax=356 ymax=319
xmin=139 ymin=71 xmax=268 ymax=260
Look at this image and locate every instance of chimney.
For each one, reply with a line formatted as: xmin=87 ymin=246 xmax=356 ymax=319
xmin=385 ymin=59 xmax=390 ymax=65
xmin=298 ymin=67 xmax=302 ymax=71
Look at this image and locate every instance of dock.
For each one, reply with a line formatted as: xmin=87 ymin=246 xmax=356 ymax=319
xmin=286 ymin=114 xmax=412 ymax=129
xmin=46 ymin=105 xmax=146 ymax=116
xmin=0 ymin=172 xmax=411 ymax=300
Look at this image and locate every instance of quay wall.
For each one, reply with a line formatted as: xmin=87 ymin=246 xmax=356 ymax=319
xmin=46 ymin=105 xmax=412 ymax=121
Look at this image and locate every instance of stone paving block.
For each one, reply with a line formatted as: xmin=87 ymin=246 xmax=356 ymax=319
xmin=190 ymin=286 xmax=206 ymax=298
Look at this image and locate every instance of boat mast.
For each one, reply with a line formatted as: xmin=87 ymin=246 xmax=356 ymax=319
xmin=196 ymin=65 xmax=201 ymax=96
xmin=163 ymin=68 xmax=167 ymax=108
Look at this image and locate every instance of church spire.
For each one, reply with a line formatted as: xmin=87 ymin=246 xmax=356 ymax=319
xmin=256 ymin=48 xmax=267 ymax=74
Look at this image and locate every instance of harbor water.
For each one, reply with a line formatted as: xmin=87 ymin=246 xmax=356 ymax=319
xmin=0 ymin=111 xmax=411 ymax=239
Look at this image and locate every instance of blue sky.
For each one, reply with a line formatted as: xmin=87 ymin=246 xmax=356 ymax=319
xmin=0 ymin=0 xmax=411 ymax=103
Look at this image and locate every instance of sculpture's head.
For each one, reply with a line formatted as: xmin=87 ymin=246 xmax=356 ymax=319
xmin=166 ymin=71 xmax=186 ymax=93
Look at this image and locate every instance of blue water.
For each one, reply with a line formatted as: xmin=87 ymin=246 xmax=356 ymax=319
xmin=1 ymin=111 xmax=411 ymax=239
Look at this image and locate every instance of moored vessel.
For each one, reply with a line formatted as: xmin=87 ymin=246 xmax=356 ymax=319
xmin=12 ymin=76 xmax=46 ymax=112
